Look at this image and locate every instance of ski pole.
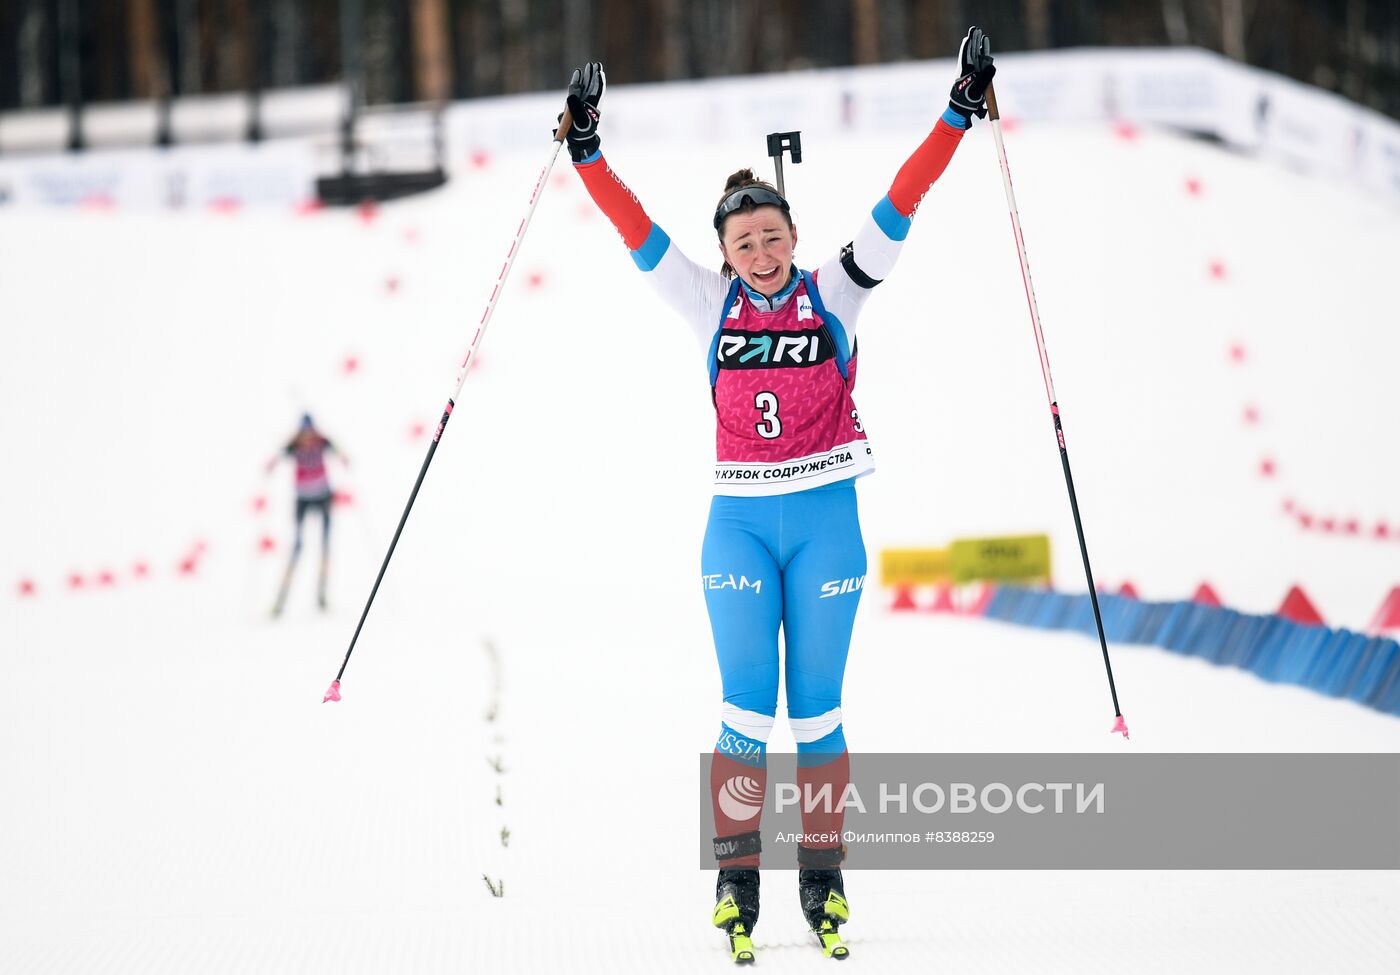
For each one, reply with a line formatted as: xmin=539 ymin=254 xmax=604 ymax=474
xmin=323 ymin=110 xmax=575 ymax=703
xmin=983 ymin=82 xmax=1129 ymax=739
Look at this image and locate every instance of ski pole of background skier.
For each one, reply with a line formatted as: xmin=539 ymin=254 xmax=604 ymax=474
xmin=322 ymin=110 xmax=576 ymax=703
xmin=984 ymin=80 xmax=1129 ymax=738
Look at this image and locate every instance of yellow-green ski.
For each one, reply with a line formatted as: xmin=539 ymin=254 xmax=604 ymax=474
xmin=713 ymin=895 xmax=756 ymax=964
xmin=726 ymin=923 xmax=756 ymax=964
xmin=814 ymin=919 xmax=849 ymax=959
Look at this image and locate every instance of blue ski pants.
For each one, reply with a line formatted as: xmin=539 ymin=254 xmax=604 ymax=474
xmin=701 ymin=477 xmax=867 ymax=769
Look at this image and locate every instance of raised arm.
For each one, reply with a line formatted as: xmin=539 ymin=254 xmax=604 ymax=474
xmin=815 ymin=27 xmax=997 ymax=339
xmin=563 ymin=62 xmax=730 ymax=348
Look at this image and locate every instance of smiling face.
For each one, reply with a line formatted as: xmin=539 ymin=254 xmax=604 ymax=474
xmin=719 ymin=205 xmax=798 ymax=298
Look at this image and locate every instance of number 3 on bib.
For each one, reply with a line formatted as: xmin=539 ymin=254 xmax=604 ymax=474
xmin=754 ymin=391 xmax=782 ymax=440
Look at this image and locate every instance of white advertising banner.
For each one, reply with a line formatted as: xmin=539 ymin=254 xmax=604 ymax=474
xmin=1 ymin=48 xmax=1397 ymax=209
xmin=0 ymin=140 xmax=316 ymax=210
xmin=444 ymin=48 xmax=1400 ymax=202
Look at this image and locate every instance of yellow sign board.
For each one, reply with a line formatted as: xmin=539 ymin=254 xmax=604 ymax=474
xmin=948 ymin=534 xmax=1052 ymax=585
xmin=879 ymin=548 xmax=951 ymax=587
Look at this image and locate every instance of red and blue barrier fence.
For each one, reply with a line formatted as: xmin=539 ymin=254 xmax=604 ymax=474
xmin=982 ymin=587 xmax=1400 ymax=718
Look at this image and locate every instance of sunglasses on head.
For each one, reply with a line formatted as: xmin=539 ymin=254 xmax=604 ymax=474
xmin=713 ymin=186 xmax=791 ymax=231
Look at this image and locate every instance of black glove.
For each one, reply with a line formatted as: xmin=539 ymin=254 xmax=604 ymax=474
xmin=559 ymin=61 xmax=606 ymax=162
xmin=948 ymin=26 xmax=996 ymax=124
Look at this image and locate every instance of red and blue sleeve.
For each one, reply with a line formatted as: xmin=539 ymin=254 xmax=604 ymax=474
xmin=573 ymin=152 xmax=672 ymax=272
xmin=814 ymin=106 xmax=969 ymax=324
xmin=871 ymin=107 xmax=968 ymax=241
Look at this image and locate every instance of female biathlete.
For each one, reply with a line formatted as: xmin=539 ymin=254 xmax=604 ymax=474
xmin=562 ymin=28 xmax=995 ymax=963
xmin=265 ymin=413 xmax=346 ymax=617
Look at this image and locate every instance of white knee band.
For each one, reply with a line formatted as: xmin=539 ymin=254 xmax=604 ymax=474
xmin=722 ymin=704 xmax=776 ymax=742
xmin=789 ymin=707 xmax=843 ymax=743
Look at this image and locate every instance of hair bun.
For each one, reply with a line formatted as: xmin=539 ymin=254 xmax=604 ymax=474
xmin=723 ymin=168 xmax=757 ymax=193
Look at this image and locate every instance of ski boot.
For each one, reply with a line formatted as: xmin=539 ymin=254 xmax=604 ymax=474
xmin=798 ymin=849 xmax=849 ymax=960
xmin=712 ymin=868 xmax=760 ymax=965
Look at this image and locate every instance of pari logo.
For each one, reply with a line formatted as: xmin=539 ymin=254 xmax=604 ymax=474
xmin=704 ymin=573 xmax=763 ymax=595
xmin=715 ymin=328 xmax=833 ymax=370
xmin=819 ymin=575 xmax=866 ymax=599
xmin=717 ymin=774 xmax=765 ymax=822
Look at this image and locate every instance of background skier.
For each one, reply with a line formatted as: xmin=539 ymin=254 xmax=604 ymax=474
xmin=265 ymin=413 xmax=346 ymax=616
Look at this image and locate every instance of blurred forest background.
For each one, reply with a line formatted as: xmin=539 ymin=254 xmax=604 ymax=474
xmin=1 ymin=1 xmax=1397 ymax=119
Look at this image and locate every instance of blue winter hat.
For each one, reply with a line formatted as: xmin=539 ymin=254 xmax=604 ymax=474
xmin=299 ymin=413 xmax=315 ymax=429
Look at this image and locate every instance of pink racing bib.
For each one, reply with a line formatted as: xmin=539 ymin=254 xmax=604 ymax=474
xmin=707 ymin=271 xmax=873 ymax=496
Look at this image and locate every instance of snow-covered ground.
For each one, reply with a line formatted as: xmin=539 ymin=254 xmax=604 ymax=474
xmin=2 ymin=69 xmax=1399 ymax=972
